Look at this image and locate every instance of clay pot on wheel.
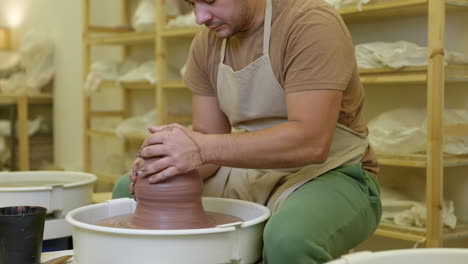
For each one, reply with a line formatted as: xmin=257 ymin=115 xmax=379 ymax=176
xmin=130 ymin=170 xmax=215 ymax=229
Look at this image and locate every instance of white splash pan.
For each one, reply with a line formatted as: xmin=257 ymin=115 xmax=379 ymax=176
xmin=66 ymin=197 xmax=271 ymax=264
xmin=0 ymin=171 xmax=97 ymax=218
xmin=326 ymin=249 xmax=468 ymax=264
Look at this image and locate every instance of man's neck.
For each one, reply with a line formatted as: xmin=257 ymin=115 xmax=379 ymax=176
xmin=239 ymin=0 xmax=266 ymax=36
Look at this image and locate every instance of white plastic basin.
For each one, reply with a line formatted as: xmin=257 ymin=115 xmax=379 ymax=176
xmin=66 ymin=197 xmax=271 ymax=264
xmin=327 ymin=249 xmax=468 ymax=264
xmin=0 ymin=171 xmax=97 ymax=218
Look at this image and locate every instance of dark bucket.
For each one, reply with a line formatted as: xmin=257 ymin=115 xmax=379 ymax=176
xmin=0 ymin=206 xmax=47 ymax=264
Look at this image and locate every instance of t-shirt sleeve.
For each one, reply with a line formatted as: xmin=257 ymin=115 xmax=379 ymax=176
xmin=283 ymin=7 xmax=356 ymax=93
xmin=183 ymin=29 xmax=216 ymax=96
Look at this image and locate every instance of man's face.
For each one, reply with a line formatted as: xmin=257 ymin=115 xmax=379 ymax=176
xmin=185 ymin=0 xmax=250 ymax=38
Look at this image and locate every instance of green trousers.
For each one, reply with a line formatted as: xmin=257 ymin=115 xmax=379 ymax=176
xmin=112 ymin=163 xmax=381 ymax=264
xmin=112 ymin=172 xmax=133 ymax=199
xmin=263 ymin=163 xmax=381 ymax=264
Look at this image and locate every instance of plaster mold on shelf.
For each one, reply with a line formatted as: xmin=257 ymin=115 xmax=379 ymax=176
xmin=166 ymin=12 xmax=201 ymax=29
xmin=355 ymin=41 xmax=468 ymax=69
xmin=381 ymin=186 xmax=457 ymax=229
xmin=114 ymin=109 xmax=157 ymax=139
xmin=368 ymin=108 xmax=468 ymax=155
xmin=132 ymin=0 xmax=183 ymax=32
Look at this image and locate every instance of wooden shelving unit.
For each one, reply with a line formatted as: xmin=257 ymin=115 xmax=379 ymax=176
xmin=82 ymin=0 xmax=194 ymax=182
xmin=87 ymin=128 xmax=147 ymax=142
xmin=85 ymin=32 xmax=155 ymax=45
xmin=160 ymin=27 xmax=200 ymax=38
xmin=82 ymin=0 xmax=152 ymax=182
xmin=341 ymin=0 xmax=468 ymax=22
xmin=0 ymin=94 xmax=53 ymax=104
xmin=341 ymin=0 xmax=468 ymax=247
xmin=154 ymin=0 xmax=194 ymax=127
xmin=100 ymin=80 xmax=155 ymax=90
xmin=0 ymin=94 xmax=53 ymax=171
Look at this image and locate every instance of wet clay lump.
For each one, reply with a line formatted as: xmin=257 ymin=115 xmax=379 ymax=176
xmin=98 ymin=170 xmax=242 ymax=230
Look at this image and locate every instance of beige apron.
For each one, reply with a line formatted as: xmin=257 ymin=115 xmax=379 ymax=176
xmin=203 ymin=0 xmax=369 ymax=212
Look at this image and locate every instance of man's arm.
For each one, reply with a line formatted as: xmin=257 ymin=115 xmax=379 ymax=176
xmin=192 ymin=93 xmax=231 ymax=179
xmin=136 ymin=89 xmax=341 ymax=182
xmin=135 ymin=8 xmax=347 ymax=181
xmin=194 ymin=89 xmax=342 ymax=169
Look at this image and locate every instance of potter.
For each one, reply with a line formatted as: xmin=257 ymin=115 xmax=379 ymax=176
xmin=117 ymin=0 xmax=382 ymax=263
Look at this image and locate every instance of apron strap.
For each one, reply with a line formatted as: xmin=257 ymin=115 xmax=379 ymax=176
xmin=220 ymin=38 xmax=227 ymax=62
xmin=263 ymin=0 xmax=272 ymax=55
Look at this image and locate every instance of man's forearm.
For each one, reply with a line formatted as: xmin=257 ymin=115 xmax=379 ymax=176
xmin=195 ymin=121 xmax=332 ymax=170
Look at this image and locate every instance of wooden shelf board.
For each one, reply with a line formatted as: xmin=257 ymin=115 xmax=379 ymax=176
xmin=0 ymin=96 xmax=19 ymax=104
xmin=375 ymin=222 xmax=426 ymax=242
xmin=87 ymin=129 xmax=146 ymax=142
xmin=360 ymin=65 xmax=468 ymax=84
xmin=98 ymin=81 xmax=117 ymax=88
xmin=87 ymin=26 xmax=134 ymax=33
xmin=0 ymin=94 xmax=53 ymax=104
xmin=376 ymin=221 xmax=468 ymax=242
xmin=444 ymin=221 xmax=468 ymax=240
xmin=161 ymin=27 xmax=200 ymax=38
xmin=378 ymin=153 xmax=427 ymax=167
xmin=161 ymin=80 xmax=187 ymax=89
xmin=89 ymin=111 xmax=125 ymax=117
xmin=445 ymin=64 xmax=468 ymax=82
xmin=87 ymin=129 xmax=118 ymax=139
xmin=28 ymin=94 xmax=53 ymax=102
xmin=443 ymin=154 xmax=468 ymax=167
xmin=100 ymin=80 xmax=155 ymax=89
xmin=85 ymin=32 xmax=155 ymax=45
xmin=119 ymin=81 xmax=155 ymax=89
xmin=341 ymin=0 xmax=468 ymax=22
xmin=377 ymin=153 xmax=468 ymax=167
xmin=444 ymin=123 xmax=468 ymax=137
xmin=360 ymin=73 xmax=426 ymax=84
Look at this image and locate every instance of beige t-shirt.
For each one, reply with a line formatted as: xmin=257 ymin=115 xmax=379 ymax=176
xmin=184 ymin=0 xmax=378 ymax=175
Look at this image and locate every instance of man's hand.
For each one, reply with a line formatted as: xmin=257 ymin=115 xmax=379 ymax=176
xmin=136 ymin=124 xmax=205 ymax=183
xmin=129 ymin=157 xmax=144 ymax=195
xmin=129 ymin=156 xmax=167 ymax=195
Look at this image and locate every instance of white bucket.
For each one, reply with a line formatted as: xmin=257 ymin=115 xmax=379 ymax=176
xmin=0 ymin=171 xmax=97 ymax=218
xmin=66 ymin=197 xmax=271 ymax=264
xmin=327 ymin=249 xmax=468 ymax=264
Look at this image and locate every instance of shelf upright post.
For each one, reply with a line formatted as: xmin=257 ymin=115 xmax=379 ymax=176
xmin=426 ymin=0 xmax=445 ymax=248
xmin=17 ymin=96 xmax=29 ymax=170
xmin=155 ymin=0 xmax=168 ymax=126
xmin=83 ymin=0 xmax=92 ymax=172
xmin=8 ymin=104 xmax=17 ymax=170
xmin=121 ymin=0 xmax=133 ymax=153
